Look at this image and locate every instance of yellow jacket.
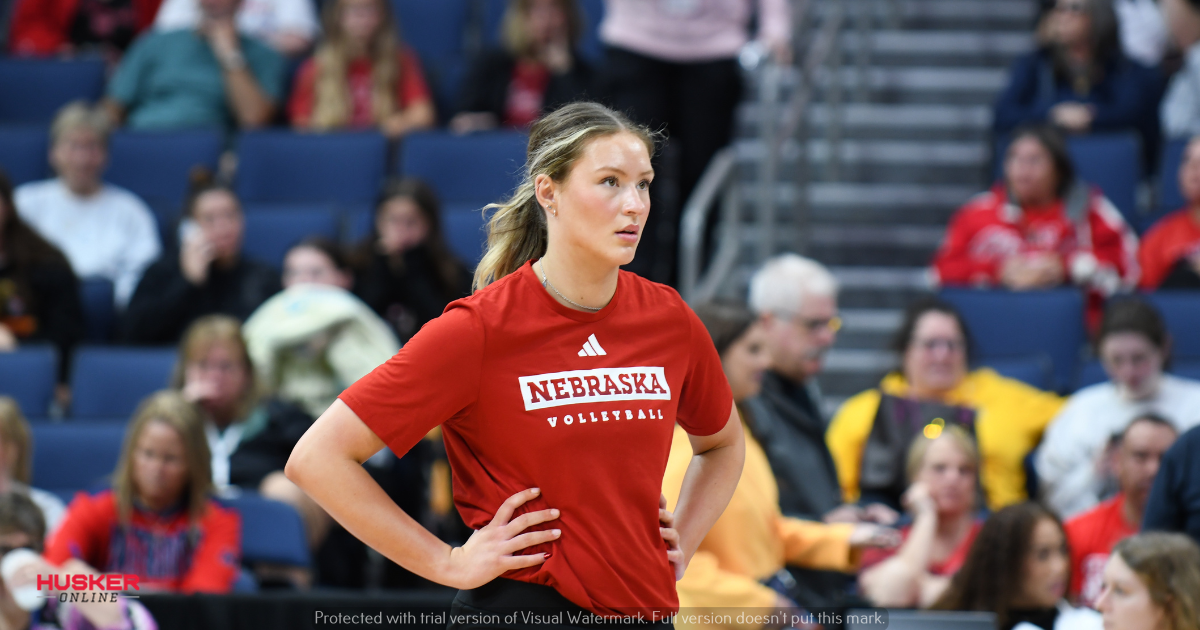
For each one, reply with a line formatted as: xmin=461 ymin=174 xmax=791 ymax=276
xmin=826 ymin=369 xmax=1063 ymax=511
xmin=662 ymin=422 xmax=857 ymax=630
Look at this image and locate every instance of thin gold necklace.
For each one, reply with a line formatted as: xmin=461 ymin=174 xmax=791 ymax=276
xmin=539 ymin=260 xmax=604 ymax=312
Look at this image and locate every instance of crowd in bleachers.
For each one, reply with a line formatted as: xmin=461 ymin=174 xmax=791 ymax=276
xmin=0 ymin=0 xmax=1199 ymax=628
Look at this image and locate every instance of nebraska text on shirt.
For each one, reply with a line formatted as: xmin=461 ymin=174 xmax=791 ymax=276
xmin=518 ymin=367 xmax=672 ymax=411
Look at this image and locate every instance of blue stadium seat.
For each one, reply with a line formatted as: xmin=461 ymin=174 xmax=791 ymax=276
xmin=0 ymin=59 xmax=106 ymax=124
xmin=443 ymin=202 xmax=489 ymax=268
xmin=981 ymin=355 xmax=1053 ymax=391
xmin=391 ymin=0 xmax=469 ymax=64
xmin=242 ymin=206 xmax=340 ymax=268
xmin=221 ymin=494 xmax=311 ymax=568
xmin=235 ymin=132 xmax=387 ymax=206
xmin=481 ymin=0 xmax=606 ymax=62
xmin=0 ymin=347 xmax=57 ymax=417
xmin=79 ymin=279 xmax=115 ymax=343
xmin=69 ymin=347 xmax=178 ymax=418
xmin=0 ymin=127 xmax=49 ymax=185
xmin=1151 ymin=137 xmax=1190 ymax=231
xmin=1144 ymin=292 xmax=1200 ymax=360
xmin=939 ymin=289 xmax=1086 ymax=392
xmin=1174 ymin=360 xmax=1200 ymax=381
xmin=398 ymin=130 xmax=527 ymax=204
xmin=1067 ymin=133 xmax=1141 ymax=229
xmin=30 ymin=421 xmax=127 ymax=496
xmin=105 ymin=130 xmax=224 ymax=237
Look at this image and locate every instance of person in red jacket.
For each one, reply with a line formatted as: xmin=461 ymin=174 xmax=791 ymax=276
xmin=45 ymin=390 xmax=241 ymax=594
xmin=1139 ymin=135 xmax=1200 ymax=290
xmin=8 ymin=0 xmax=162 ymax=61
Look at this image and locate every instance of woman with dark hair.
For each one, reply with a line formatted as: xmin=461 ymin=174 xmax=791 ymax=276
xmin=993 ymin=0 xmax=1160 ymax=140
xmin=828 ymin=297 xmax=1063 ymax=512
xmin=933 ymin=502 xmax=1101 ymax=630
xmin=1037 ymin=299 xmax=1200 ymax=517
xmin=121 ymin=177 xmax=280 ymax=345
xmin=932 ymin=125 xmax=1138 ymax=325
xmin=0 ymin=170 xmax=84 ymax=392
xmin=1096 ymin=533 xmax=1200 ymax=630
xmin=1139 ymin=135 xmax=1200 ymax=290
xmin=352 ymin=178 xmax=471 ymax=342
xmin=450 ymin=0 xmax=594 ymax=133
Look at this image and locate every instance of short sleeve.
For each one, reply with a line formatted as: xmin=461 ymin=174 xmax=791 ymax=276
xmin=244 ymin=38 xmax=287 ymax=102
xmin=338 ymin=304 xmax=483 ymax=458
xmin=675 ymin=303 xmax=734 ymax=437
xmin=397 ymin=48 xmax=433 ymax=108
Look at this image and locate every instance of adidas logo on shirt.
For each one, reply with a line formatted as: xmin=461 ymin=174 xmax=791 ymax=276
xmin=578 ymin=334 xmax=607 ymax=357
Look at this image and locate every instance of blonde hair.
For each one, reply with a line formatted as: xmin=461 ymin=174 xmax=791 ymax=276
xmin=0 ymin=397 xmax=32 ymax=485
xmin=310 ymin=0 xmax=401 ymax=130
xmin=473 ymin=102 xmax=660 ymax=290
xmin=113 ymin=391 xmax=213 ymax=524
xmin=1113 ymin=533 xmax=1200 ymax=630
xmin=500 ymin=0 xmax=582 ymax=59
xmin=905 ymin=423 xmax=979 ymax=484
xmin=171 ymin=315 xmax=261 ymax=421
xmin=50 ymin=101 xmax=111 ymax=146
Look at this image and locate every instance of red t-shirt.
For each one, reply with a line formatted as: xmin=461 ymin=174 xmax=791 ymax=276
xmin=339 ymin=261 xmax=734 ymax=616
xmin=1137 ymin=209 xmax=1200 ymax=289
xmin=504 ymin=60 xmax=551 ymax=128
xmin=859 ymin=519 xmax=983 ymax=576
xmin=1065 ymin=493 xmax=1138 ymax=607
xmin=288 ymin=47 xmax=432 ymax=129
xmin=44 ymin=490 xmax=241 ymax=594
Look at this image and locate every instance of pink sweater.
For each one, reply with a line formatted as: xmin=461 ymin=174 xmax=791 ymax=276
xmin=600 ymin=0 xmax=792 ymax=62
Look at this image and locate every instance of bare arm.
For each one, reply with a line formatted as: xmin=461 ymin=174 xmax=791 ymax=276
xmin=285 ymin=399 xmax=559 ymax=589
xmin=102 ymin=98 xmax=126 ymax=126
xmin=672 ymin=401 xmax=745 ymax=577
xmin=858 ymin=484 xmax=938 ymax=607
xmin=382 ymin=99 xmax=437 ymax=138
xmin=205 ymin=19 xmax=276 ymax=128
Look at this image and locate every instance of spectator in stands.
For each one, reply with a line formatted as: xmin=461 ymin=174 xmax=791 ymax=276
xmin=1095 ymin=533 xmax=1200 ymax=630
xmin=1063 ymin=414 xmax=1178 ymax=608
xmin=1113 ymin=0 xmax=1168 ymax=68
xmin=993 ymin=0 xmax=1159 ymax=142
xmin=15 ymin=102 xmax=161 ymax=309
xmin=288 ymin=0 xmax=434 ymax=138
xmin=153 ymin=0 xmax=316 ymax=57
xmin=596 ymin=0 xmax=792 ymax=283
xmin=172 ymin=316 xmax=322 ymax=558
xmin=858 ymin=426 xmax=984 ymax=608
xmin=243 ymin=238 xmax=399 ymax=419
xmin=933 ymin=502 xmax=1101 ymax=630
xmin=46 ymin=390 xmax=241 ymax=593
xmin=1161 ymin=0 xmax=1200 ymax=139
xmin=932 ymin=125 xmax=1138 ymax=326
xmin=0 ymin=397 xmax=65 ymax=531
xmin=121 ymin=179 xmax=279 ymax=345
xmin=450 ymin=0 xmax=594 ymax=134
xmin=1143 ymin=424 xmax=1200 ymax=546
xmin=828 ymin=298 xmax=1063 ymax=512
xmin=7 ymin=0 xmax=161 ymax=61
xmin=1139 ymin=135 xmax=1200 ymax=289
xmin=0 ymin=170 xmax=84 ymax=387
xmin=744 ymin=255 xmax=894 ymax=525
xmin=351 ymin=179 xmax=471 ymax=343
xmin=662 ymin=302 xmax=899 ymax=616
xmin=0 ymin=493 xmax=158 ymax=629
xmin=105 ymin=0 xmax=285 ymax=132
xmin=1036 ymin=299 xmax=1200 ymax=518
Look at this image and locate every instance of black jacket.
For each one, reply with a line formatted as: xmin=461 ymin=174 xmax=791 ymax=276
xmin=354 ymin=246 xmax=470 ymax=343
xmin=456 ymin=48 xmax=594 ymax=122
xmin=228 ymin=399 xmax=314 ymax=490
xmin=743 ymin=371 xmax=843 ymax=520
xmin=121 ymin=253 xmax=280 ymax=344
xmin=1143 ymin=424 xmax=1200 ymax=545
xmin=0 ymin=259 xmax=84 ymax=381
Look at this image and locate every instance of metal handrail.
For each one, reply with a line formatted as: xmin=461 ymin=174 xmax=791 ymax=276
xmin=679 ymin=148 xmax=739 ymax=303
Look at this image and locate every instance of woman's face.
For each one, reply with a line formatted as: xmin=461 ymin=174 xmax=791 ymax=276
xmin=340 ymin=0 xmax=383 ymax=44
xmin=132 ymin=420 xmax=189 ymax=510
xmin=722 ymin=323 xmax=772 ymax=403
xmin=192 ymin=190 xmax=244 ymax=261
xmin=1100 ymin=332 xmax=1165 ymax=400
xmin=915 ymin=436 xmax=976 ymax=516
xmin=1005 ymin=136 xmax=1059 ymax=207
xmin=1178 ymin=137 xmax=1200 ymax=207
xmin=1095 ymin=553 xmax=1166 ymax=630
xmin=1015 ymin=517 xmax=1071 ymax=609
xmin=1052 ymin=0 xmax=1092 ymax=48
xmin=903 ymin=311 xmax=968 ymax=398
xmin=543 ymin=131 xmax=652 ymax=268
xmin=184 ymin=342 xmax=250 ymax=416
xmin=376 ymin=197 xmax=430 ymax=256
xmin=525 ymin=0 xmax=568 ymax=47
xmin=283 ymin=246 xmax=351 ymax=290
xmin=50 ymin=128 xmax=107 ymax=194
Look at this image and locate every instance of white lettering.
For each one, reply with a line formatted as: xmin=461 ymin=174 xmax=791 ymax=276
xmin=601 ymin=411 xmax=609 ymax=421
xmin=638 ymin=409 xmax=646 ymax=419
xmin=625 ymin=410 xmax=633 ymax=419
xmin=546 ymin=417 xmax=557 ymax=428
xmin=564 ymin=414 xmax=573 ymax=425
xmin=590 ymin=412 xmax=598 ymax=423
xmin=518 ymin=367 xmax=672 ymax=411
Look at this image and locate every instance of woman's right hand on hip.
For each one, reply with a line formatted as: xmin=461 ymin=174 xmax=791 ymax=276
xmin=443 ymin=488 xmax=561 ymax=589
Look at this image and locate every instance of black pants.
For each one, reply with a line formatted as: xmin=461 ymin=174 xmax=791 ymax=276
xmin=448 ymin=578 xmax=675 ymax=630
xmin=597 ymin=46 xmax=743 ymax=285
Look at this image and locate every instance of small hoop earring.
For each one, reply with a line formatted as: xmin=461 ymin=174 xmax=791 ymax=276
xmin=549 ymin=205 xmax=557 ymax=217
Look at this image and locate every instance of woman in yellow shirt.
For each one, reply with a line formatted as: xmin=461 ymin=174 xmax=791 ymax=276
xmin=662 ymin=303 xmax=898 ymax=627
xmin=826 ymin=298 xmax=1064 ymax=512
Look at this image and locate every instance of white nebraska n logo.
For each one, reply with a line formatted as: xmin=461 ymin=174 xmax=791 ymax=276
xmin=518 ymin=367 xmax=671 ymax=411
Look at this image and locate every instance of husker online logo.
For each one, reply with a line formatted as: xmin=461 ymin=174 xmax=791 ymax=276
xmin=519 ymin=367 xmax=671 ymax=411
xmin=36 ymin=574 xmax=140 ymax=603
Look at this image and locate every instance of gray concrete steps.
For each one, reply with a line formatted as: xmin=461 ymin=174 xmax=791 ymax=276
xmin=814 ymin=0 xmax=1036 ymax=31
xmin=841 ymin=31 xmax=1032 ymax=67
